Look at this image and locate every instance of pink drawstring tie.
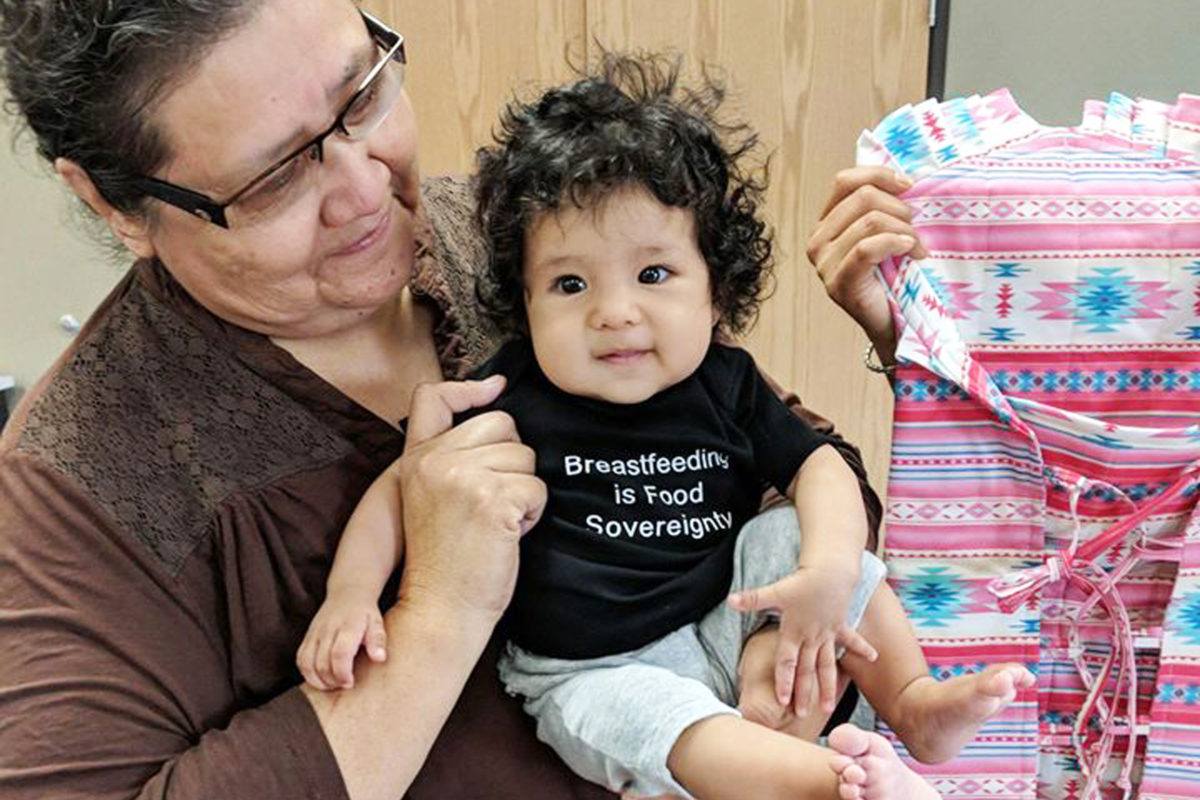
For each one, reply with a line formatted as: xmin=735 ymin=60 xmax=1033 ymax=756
xmin=989 ymin=467 xmax=1198 ymax=796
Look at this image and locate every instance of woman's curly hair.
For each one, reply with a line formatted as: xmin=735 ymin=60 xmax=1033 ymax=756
xmin=475 ymin=51 xmax=773 ymax=337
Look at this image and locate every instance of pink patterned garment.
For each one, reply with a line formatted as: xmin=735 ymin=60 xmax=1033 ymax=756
xmin=859 ymin=90 xmax=1200 ymax=799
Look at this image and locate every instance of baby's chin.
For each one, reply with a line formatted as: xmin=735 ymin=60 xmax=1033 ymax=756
xmin=590 ymin=389 xmax=657 ymax=404
xmin=570 ymin=380 xmax=665 ymax=405
xmin=539 ymin=358 xmax=690 ymax=405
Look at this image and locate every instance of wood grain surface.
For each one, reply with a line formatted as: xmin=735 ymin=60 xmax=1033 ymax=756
xmin=368 ymin=0 xmax=930 ymax=506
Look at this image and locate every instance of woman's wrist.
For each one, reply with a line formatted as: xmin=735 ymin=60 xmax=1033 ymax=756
xmin=863 ymin=341 xmax=896 ymax=375
xmin=393 ymin=594 xmax=496 ymax=652
xmin=866 ymin=327 xmax=897 ymax=367
xmin=393 ymin=581 xmax=504 ymax=640
xmin=302 ymin=591 xmax=499 ymax=799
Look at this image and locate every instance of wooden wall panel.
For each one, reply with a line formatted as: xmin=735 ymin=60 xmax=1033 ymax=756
xmin=584 ymin=0 xmax=928 ymax=506
xmin=366 ymin=0 xmax=585 ymax=175
xmin=366 ymin=0 xmax=930 ymax=501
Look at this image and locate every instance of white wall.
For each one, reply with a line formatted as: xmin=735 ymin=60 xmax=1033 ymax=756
xmin=1 ymin=109 xmax=122 ymax=405
xmin=944 ymin=0 xmax=1200 ymax=126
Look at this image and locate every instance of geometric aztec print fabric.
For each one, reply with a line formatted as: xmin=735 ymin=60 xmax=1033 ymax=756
xmin=859 ymin=89 xmax=1200 ymax=800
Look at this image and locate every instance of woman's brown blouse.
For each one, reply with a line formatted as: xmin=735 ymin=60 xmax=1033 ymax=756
xmin=0 ymin=176 xmax=880 ymax=799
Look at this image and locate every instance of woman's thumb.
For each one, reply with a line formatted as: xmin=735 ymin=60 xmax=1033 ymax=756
xmin=404 ymin=375 xmax=506 ymax=447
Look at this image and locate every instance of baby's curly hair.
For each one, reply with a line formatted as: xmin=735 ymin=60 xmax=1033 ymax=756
xmin=475 ymin=51 xmax=773 ymax=337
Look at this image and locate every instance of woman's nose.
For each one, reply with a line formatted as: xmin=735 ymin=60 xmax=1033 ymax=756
xmin=319 ymin=137 xmax=387 ymax=227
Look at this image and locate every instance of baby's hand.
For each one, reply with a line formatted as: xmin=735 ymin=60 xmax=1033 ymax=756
xmin=296 ymin=589 xmax=387 ymax=691
xmin=728 ymin=564 xmax=877 ymax=717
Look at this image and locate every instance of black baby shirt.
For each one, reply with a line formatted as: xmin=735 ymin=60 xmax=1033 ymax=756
xmin=468 ymin=339 xmax=830 ymax=660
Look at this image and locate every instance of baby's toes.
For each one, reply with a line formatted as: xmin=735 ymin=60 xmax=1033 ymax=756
xmin=837 ymin=761 xmax=867 ymax=800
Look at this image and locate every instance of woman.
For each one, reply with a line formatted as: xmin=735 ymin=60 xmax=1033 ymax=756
xmin=0 ymin=1 xmax=902 ymax=798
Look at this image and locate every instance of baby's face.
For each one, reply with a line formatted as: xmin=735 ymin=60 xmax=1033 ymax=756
xmin=523 ymin=185 xmax=718 ymax=404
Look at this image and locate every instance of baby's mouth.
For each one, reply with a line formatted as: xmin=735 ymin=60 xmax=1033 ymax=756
xmin=597 ymin=348 xmax=651 ymax=364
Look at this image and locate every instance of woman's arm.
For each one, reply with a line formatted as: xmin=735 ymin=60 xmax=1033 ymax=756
xmin=302 ymin=597 xmax=497 ymax=798
xmin=0 ymin=451 xmax=353 ymax=800
xmin=303 ymin=377 xmax=547 ymax=800
xmin=0 ymin=378 xmax=545 ymax=800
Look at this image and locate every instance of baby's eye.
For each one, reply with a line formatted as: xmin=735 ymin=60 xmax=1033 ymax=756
xmin=638 ymin=265 xmax=671 ymax=284
xmin=554 ymin=275 xmax=587 ymax=294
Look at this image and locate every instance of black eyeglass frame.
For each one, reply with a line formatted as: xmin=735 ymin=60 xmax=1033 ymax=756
xmin=132 ymin=11 xmax=406 ymax=228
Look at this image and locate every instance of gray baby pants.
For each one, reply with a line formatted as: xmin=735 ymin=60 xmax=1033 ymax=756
xmin=498 ymin=506 xmax=888 ymax=797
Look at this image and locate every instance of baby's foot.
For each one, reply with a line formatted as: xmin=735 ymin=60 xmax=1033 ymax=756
xmin=828 ymin=724 xmax=941 ymax=800
xmin=895 ymin=663 xmax=1035 ymax=764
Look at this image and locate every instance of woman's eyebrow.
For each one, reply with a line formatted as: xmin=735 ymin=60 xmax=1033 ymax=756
xmin=239 ymin=42 xmax=379 ymax=178
xmin=331 ymin=42 xmax=378 ymax=101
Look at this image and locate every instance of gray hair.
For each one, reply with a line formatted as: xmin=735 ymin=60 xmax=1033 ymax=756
xmin=1 ymin=1 xmax=263 ymax=217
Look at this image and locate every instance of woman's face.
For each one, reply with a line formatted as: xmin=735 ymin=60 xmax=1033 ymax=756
xmin=143 ymin=0 xmax=420 ymax=339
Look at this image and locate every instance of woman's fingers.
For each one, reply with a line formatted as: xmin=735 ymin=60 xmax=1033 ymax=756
xmin=806 ymin=167 xmax=926 ymax=354
xmin=456 ymin=441 xmax=537 ymax=475
xmin=810 ymin=185 xmax=914 ymax=263
xmin=817 ymin=208 xmax=920 ymax=289
xmin=821 ymin=167 xmax=904 ymax=217
xmin=504 ymin=473 xmax=549 ymax=535
xmin=403 ymin=376 xmax=507 ymax=448
xmin=806 ymin=163 xmax=944 ymax=365
xmin=818 ymin=166 xmax=913 ymax=220
xmin=396 ymin=425 xmax=548 ymax=618
xmin=415 ymin=408 xmax=523 ymax=454
xmin=833 ymin=231 xmax=919 ymax=295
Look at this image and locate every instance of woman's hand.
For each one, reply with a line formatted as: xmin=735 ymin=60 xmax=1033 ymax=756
xmin=392 ymin=376 xmax=546 ymax=624
xmin=805 ymin=166 xmax=928 ymax=366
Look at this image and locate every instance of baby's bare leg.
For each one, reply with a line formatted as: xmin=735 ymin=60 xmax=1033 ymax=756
xmin=839 ymin=582 xmax=1034 ymax=765
xmin=668 ymin=714 xmax=840 ymax=799
xmin=667 ymin=714 xmax=940 ymax=800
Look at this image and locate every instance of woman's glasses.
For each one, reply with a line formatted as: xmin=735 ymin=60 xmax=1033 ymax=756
xmin=132 ymin=10 xmax=406 ymax=229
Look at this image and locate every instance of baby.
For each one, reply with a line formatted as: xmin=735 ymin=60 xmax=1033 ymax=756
xmin=298 ymin=54 xmax=1034 ymax=800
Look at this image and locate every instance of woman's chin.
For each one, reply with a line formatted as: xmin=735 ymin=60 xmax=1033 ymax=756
xmin=317 ymin=270 xmax=409 ymax=318
xmin=317 ymin=218 xmax=414 ymax=309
